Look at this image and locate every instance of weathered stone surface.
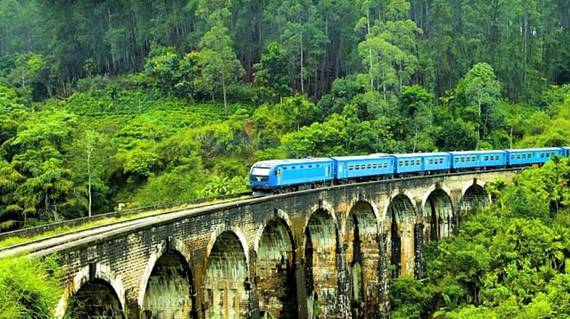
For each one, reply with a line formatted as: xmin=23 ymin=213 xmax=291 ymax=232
xmin=52 ymin=170 xmax=517 ymax=319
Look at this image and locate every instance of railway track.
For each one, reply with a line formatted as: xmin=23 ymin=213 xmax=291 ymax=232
xmin=0 ymin=167 xmax=524 ymax=260
xmin=0 ymin=192 xmax=254 ymax=259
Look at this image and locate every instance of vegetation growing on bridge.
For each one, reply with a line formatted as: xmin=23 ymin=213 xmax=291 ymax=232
xmin=390 ymin=157 xmax=570 ymax=318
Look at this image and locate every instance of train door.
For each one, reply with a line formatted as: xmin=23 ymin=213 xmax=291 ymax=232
xmin=277 ymin=167 xmax=283 ymax=185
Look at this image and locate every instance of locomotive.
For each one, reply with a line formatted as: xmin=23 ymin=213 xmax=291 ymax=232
xmin=249 ymin=147 xmax=570 ymax=193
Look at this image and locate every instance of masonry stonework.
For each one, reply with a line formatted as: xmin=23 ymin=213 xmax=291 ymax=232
xmin=52 ymin=171 xmax=517 ymax=319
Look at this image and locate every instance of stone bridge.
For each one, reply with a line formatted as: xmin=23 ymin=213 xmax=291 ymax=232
xmin=47 ymin=170 xmax=517 ymax=319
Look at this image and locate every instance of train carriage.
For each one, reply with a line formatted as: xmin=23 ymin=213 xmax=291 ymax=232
xmin=562 ymin=147 xmax=570 ymax=157
xmin=249 ymin=158 xmax=334 ymax=191
xmin=394 ymin=152 xmax=450 ymax=174
xmin=450 ymin=150 xmax=507 ymax=170
xmin=506 ymin=148 xmax=562 ymax=166
xmin=331 ymin=154 xmax=394 ymax=181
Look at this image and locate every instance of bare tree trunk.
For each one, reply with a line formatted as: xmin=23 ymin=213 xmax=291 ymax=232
xmin=300 ymin=31 xmax=304 ymax=93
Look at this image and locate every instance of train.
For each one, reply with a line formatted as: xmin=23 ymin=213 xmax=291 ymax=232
xmin=249 ymin=147 xmax=570 ymax=193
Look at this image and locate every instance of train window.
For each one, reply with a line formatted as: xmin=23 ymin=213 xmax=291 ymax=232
xmin=460 ymin=157 xmax=464 ymax=163
xmin=300 ymin=166 xmax=304 ymax=169
xmin=511 ymin=155 xmax=514 ymax=160
xmin=309 ymin=165 xmax=312 ymax=168
xmin=367 ymin=164 xmax=372 ymax=169
xmin=292 ymin=166 xmax=296 ymax=169
xmin=528 ymin=153 xmax=532 ymax=158
xmin=349 ymin=166 xmax=354 ymax=171
xmin=283 ymin=167 xmax=287 ymax=170
xmin=356 ymin=165 xmax=360 ymax=170
xmin=416 ymin=159 xmax=420 ymax=165
xmin=373 ymin=164 xmax=378 ymax=169
xmin=484 ymin=156 xmax=489 ymax=161
xmin=523 ymin=154 xmax=527 ymax=159
xmin=455 ymin=158 xmax=459 ymax=163
xmin=399 ymin=161 xmax=403 ymax=166
xmin=405 ymin=160 xmax=409 ymax=166
xmin=429 ymin=159 xmax=433 ymax=165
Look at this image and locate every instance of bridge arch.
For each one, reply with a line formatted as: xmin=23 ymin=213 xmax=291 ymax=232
xmin=422 ymin=187 xmax=455 ymax=241
xmin=204 ymin=230 xmax=250 ymax=319
xmin=304 ymin=207 xmax=340 ymax=319
xmin=256 ymin=213 xmax=297 ymax=319
xmin=384 ymin=192 xmax=417 ymax=278
xmin=56 ymin=263 xmax=125 ymax=319
xmin=138 ymin=240 xmax=194 ymax=319
xmin=345 ymin=200 xmax=382 ymax=317
xmin=460 ymin=182 xmax=490 ymax=218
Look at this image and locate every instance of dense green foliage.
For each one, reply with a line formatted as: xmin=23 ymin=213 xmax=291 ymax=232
xmin=1 ymin=0 xmax=569 ymax=102
xmin=390 ymin=157 xmax=570 ymax=319
xmin=0 ymin=0 xmax=569 ymax=235
xmin=0 ymin=255 xmax=61 ymax=319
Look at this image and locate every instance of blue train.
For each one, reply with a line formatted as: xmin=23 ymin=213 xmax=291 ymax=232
xmin=249 ymin=147 xmax=570 ymax=193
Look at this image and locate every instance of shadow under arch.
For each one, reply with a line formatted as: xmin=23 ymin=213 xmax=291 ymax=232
xmin=141 ymin=249 xmax=194 ymax=319
xmin=56 ymin=264 xmax=125 ymax=319
xmin=257 ymin=216 xmax=297 ymax=319
xmin=345 ymin=200 xmax=381 ymax=319
xmin=204 ymin=230 xmax=249 ymax=319
xmin=384 ymin=194 xmax=417 ymax=278
xmin=460 ymin=183 xmax=489 ymax=221
xmin=304 ymin=208 xmax=339 ymax=319
xmin=423 ymin=188 xmax=455 ymax=241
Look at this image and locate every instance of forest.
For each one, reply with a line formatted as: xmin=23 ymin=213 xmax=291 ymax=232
xmin=390 ymin=157 xmax=570 ymax=318
xmin=1 ymin=0 xmax=570 ymax=318
xmin=1 ymin=0 xmax=569 ymax=230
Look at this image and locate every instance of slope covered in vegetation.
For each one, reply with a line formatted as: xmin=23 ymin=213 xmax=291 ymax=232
xmin=391 ymin=157 xmax=570 ymax=319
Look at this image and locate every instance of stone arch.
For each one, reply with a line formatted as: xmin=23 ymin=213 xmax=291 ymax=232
xmin=345 ymin=200 xmax=381 ymax=318
xmin=422 ymin=188 xmax=455 ymax=241
xmin=384 ymin=194 xmax=417 ymax=278
xmin=137 ymin=239 xmax=192 ymax=307
xmin=256 ymin=216 xmax=297 ymax=319
xmin=56 ymin=264 xmax=125 ymax=319
xmin=460 ymin=183 xmax=489 ymax=220
xmin=140 ymin=247 xmax=194 ymax=319
xmin=304 ymin=208 xmax=339 ymax=319
xmin=204 ymin=230 xmax=250 ymax=319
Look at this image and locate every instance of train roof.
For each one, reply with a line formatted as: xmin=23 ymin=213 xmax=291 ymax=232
xmin=330 ymin=154 xmax=393 ymax=161
xmin=505 ymin=147 xmax=562 ymax=152
xmin=392 ymin=152 xmax=449 ymax=158
xmin=252 ymin=157 xmax=333 ymax=168
xmin=449 ymin=150 xmax=505 ymax=155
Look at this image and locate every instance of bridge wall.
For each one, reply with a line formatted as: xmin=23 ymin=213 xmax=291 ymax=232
xmin=51 ymin=170 xmax=516 ymax=319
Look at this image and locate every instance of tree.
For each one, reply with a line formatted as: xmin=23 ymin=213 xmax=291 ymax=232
xmin=455 ymin=63 xmax=503 ymax=148
xmin=197 ymin=22 xmax=244 ymax=116
xmin=254 ymin=42 xmax=291 ymax=101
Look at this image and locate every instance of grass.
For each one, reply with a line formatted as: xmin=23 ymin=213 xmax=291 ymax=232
xmin=0 ymin=194 xmax=252 ymax=250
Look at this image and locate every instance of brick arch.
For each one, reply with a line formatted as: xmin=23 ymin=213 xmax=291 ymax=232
xmin=137 ymin=239 xmax=194 ymax=318
xmin=303 ymin=207 xmax=340 ymax=319
xmin=55 ymin=263 xmax=125 ymax=319
xmin=382 ymin=190 xmax=418 ymax=222
xmin=137 ymin=238 xmax=192 ymax=307
xmin=344 ymin=199 xmax=382 ymax=317
xmin=302 ymin=201 xmax=340 ymax=247
xmin=384 ymin=193 xmax=418 ymax=278
xmin=422 ymin=188 xmax=455 ymax=241
xmin=420 ymin=184 xmax=453 ymax=214
xmin=256 ymin=213 xmax=298 ymax=319
xmin=459 ymin=182 xmax=490 ymax=223
xmin=343 ymin=197 xmax=381 ymax=234
xmin=205 ymin=224 xmax=250 ymax=269
xmin=204 ymin=230 xmax=250 ymax=319
xmin=254 ymin=209 xmax=296 ymax=255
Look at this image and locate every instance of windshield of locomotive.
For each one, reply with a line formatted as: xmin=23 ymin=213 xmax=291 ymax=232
xmin=252 ymin=167 xmax=271 ymax=176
